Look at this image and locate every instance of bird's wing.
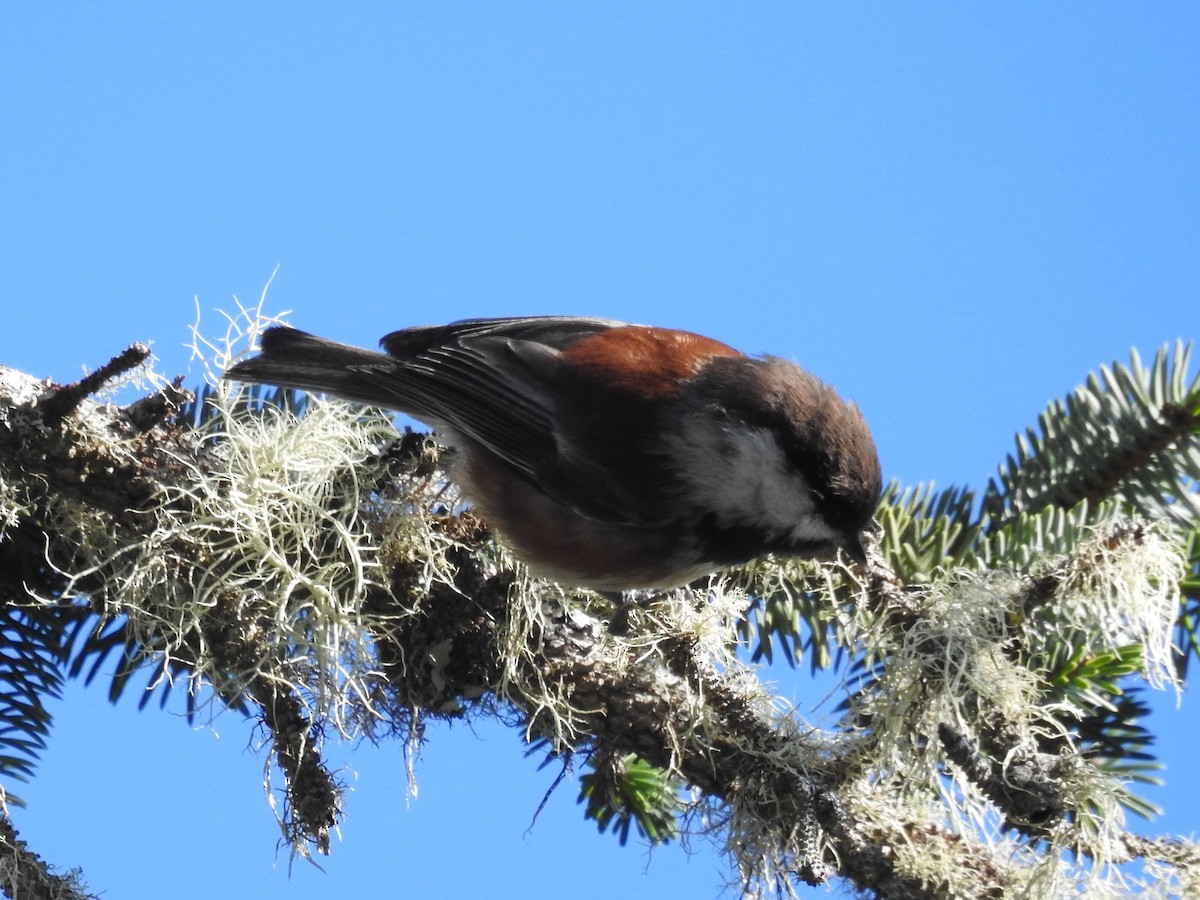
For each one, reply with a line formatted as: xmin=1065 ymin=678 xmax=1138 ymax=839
xmin=373 ymin=317 xmax=626 ymax=451
xmin=370 ymin=317 xmax=667 ymax=523
xmin=380 ymin=315 xmax=631 ymax=358
xmin=230 ymin=318 xmax=672 ymax=523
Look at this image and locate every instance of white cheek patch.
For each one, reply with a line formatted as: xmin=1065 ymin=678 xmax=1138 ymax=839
xmin=668 ymin=422 xmax=838 ymax=545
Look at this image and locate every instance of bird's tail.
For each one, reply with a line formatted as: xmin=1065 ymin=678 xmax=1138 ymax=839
xmin=224 ymin=326 xmax=405 ymax=408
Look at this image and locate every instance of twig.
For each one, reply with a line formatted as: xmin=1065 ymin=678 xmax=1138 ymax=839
xmin=36 ymin=343 xmax=151 ymax=424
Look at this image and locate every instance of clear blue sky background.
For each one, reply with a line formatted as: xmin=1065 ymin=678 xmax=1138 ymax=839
xmin=2 ymin=5 xmax=1198 ymax=898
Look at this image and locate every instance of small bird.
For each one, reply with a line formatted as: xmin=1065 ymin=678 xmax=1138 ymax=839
xmin=225 ymin=317 xmax=882 ymax=591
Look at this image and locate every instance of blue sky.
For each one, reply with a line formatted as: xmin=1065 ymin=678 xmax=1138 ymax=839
xmin=2 ymin=4 xmax=1198 ymax=898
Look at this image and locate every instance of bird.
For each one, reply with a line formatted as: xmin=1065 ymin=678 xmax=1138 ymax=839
xmin=225 ymin=316 xmax=882 ymax=592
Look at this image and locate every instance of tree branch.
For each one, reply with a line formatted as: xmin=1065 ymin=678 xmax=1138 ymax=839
xmin=2 ymin=359 xmax=1196 ymax=898
xmin=0 ymin=813 xmax=95 ymax=900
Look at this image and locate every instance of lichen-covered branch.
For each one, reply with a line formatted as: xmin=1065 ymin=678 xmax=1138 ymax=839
xmin=373 ymin=510 xmax=1037 ymax=897
xmin=0 ymin=813 xmax=95 ymax=900
xmin=2 ymin=343 xmax=1198 ymax=899
xmin=1 ymin=358 xmax=352 ymax=867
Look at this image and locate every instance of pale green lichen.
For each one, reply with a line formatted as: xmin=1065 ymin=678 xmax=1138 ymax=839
xmin=10 ymin=290 xmax=1193 ymax=893
xmin=831 ymin=521 xmax=1187 ymax=896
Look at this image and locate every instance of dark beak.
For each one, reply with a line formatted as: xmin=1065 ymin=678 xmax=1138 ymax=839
xmin=842 ymin=531 xmax=868 ymax=565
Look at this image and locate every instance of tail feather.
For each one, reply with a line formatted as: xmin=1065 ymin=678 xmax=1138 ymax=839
xmin=225 ymin=327 xmax=406 ymax=409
